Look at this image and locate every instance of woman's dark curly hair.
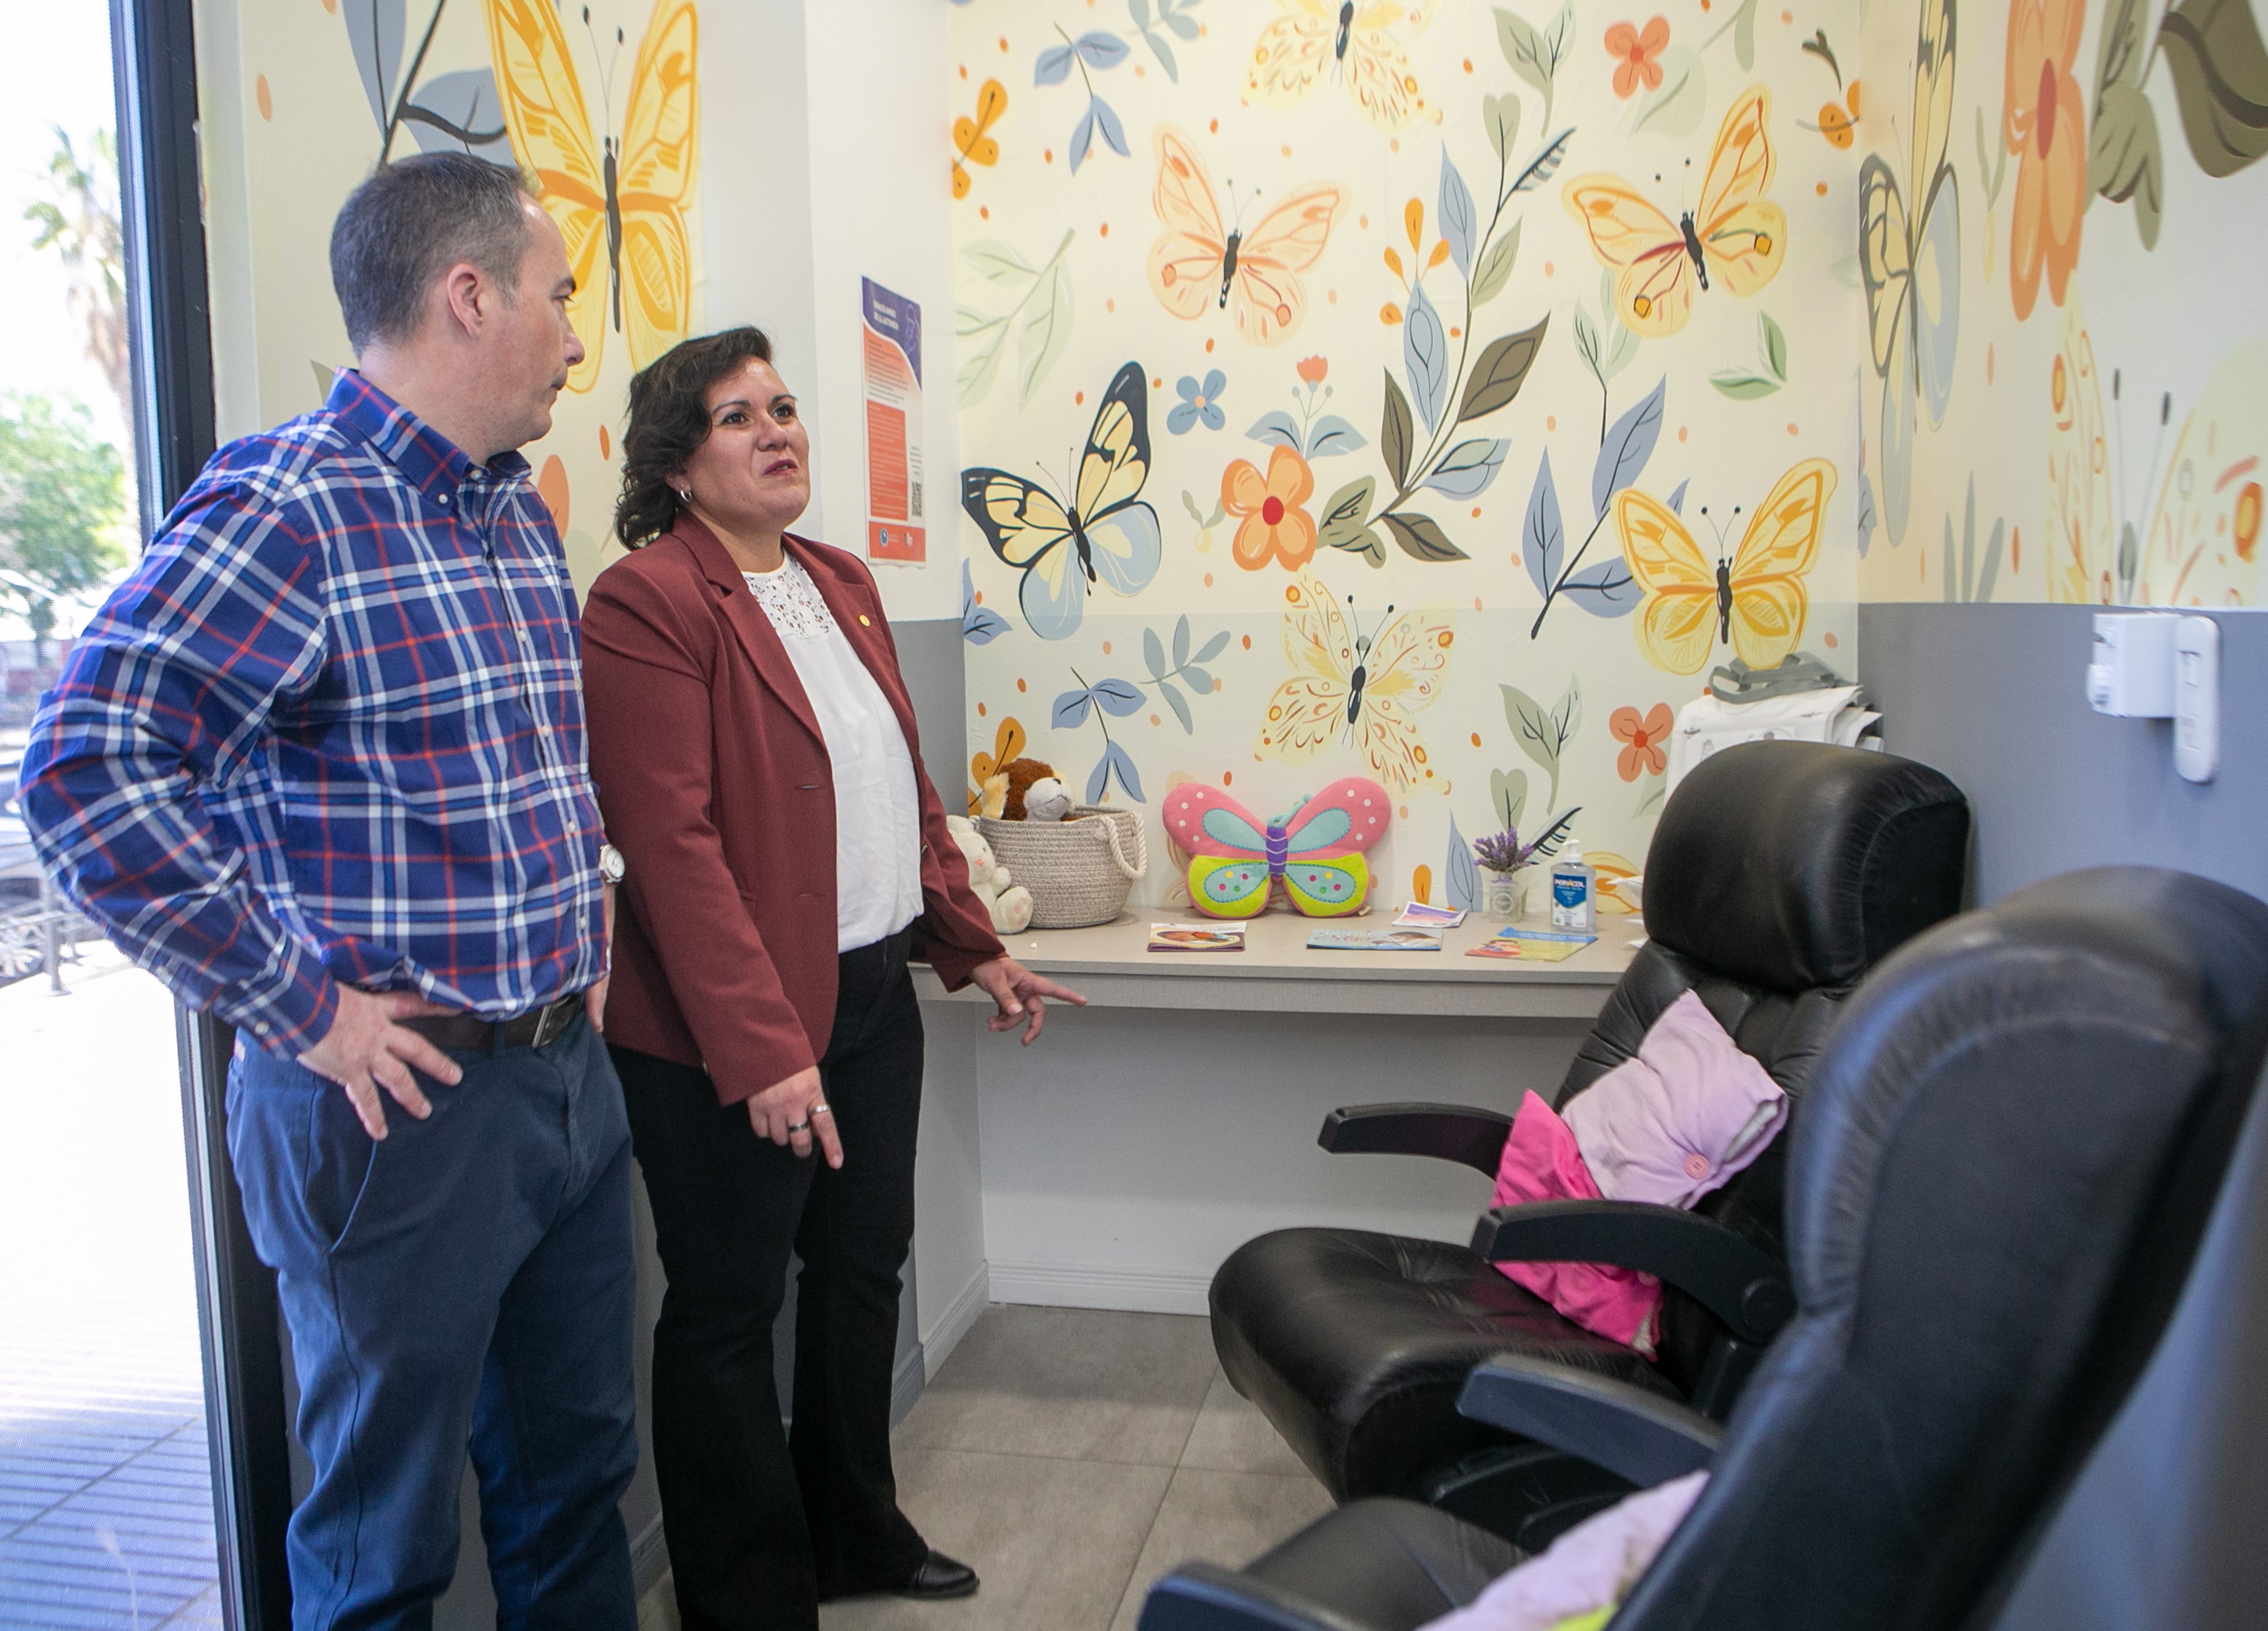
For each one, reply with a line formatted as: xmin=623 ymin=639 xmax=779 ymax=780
xmin=613 ymin=325 xmax=776 ymax=547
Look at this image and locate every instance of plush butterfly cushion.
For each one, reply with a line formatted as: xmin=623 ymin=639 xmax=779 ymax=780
xmin=1490 ymin=992 xmax=1789 ymax=1353
xmin=1415 ymin=1471 xmax=1710 ymax=1631
xmin=1491 ymin=1094 xmax=1664 ymax=1356
xmin=1164 ymin=776 xmax=1392 ymax=918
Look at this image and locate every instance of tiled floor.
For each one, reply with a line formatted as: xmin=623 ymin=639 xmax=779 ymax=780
xmin=804 ymin=1304 xmax=1333 ymax=1631
xmin=0 ymin=949 xmax=220 ymax=1628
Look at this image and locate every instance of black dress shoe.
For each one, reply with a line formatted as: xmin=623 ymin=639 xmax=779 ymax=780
xmin=894 ymin=1549 xmax=979 ymax=1600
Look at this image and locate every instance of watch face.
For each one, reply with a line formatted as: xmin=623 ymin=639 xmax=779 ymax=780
xmin=599 ymin=845 xmax=626 ymax=884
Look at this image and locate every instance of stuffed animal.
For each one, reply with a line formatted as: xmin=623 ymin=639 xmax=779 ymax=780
xmin=1022 ymin=776 xmax=1072 ymax=822
xmin=997 ymin=757 xmax=1056 ymax=820
xmin=944 ymin=815 xmax=1034 ymax=933
xmin=977 ymin=772 xmax=1009 ymax=819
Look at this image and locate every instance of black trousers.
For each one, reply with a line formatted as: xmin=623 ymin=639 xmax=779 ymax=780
xmin=613 ymin=928 xmax=929 ymax=1631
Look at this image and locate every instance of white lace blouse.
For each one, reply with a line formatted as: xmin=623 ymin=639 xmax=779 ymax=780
xmin=743 ymin=557 xmax=923 ymax=952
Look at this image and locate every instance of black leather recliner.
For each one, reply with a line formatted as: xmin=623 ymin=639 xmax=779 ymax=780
xmin=1145 ymin=866 xmax=2268 ymax=1631
xmin=1209 ymin=742 xmax=1970 ymax=1538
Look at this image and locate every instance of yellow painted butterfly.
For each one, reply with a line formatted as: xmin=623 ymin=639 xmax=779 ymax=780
xmin=1618 ymin=459 xmax=1836 ymax=675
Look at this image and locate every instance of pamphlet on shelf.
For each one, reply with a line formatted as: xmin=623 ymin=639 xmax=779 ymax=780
xmin=1305 ymin=926 xmax=1446 ymax=952
xmin=1465 ymin=928 xmax=1597 ymax=962
xmin=1392 ymin=902 xmax=1466 ymax=928
xmin=1148 ymin=923 xmax=1247 ymax=952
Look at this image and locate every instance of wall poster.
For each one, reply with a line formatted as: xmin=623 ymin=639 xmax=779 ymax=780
xmin=861 ymin=278 xmax=925 ymax=563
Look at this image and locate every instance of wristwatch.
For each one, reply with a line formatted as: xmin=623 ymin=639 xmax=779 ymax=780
xmin=598 ymin=843 xmax=627 ymax=885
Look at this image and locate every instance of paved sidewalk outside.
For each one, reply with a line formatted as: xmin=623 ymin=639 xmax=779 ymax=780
xmin=0 ymin=944 xmax=221 ymax=1628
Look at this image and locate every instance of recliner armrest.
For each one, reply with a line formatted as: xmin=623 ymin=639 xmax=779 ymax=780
xmin=1457 ymin=1354 xmax=1722 ymax=1488
xmin=1139 ymin=1563 xmax=1375 ymax=1631
xmin=1319 ymin=1103 xmax=1513 ymax=1175
xmin=1470 ymin=1199 xmax=1795 ymax=1344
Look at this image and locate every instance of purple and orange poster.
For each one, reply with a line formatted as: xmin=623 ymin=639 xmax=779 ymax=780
xmin=861 ymin=278 xmax=924 ymax=564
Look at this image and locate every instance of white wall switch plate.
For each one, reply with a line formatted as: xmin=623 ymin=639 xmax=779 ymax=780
xmin=2175 ymin=616 xmax=2219 ymax=783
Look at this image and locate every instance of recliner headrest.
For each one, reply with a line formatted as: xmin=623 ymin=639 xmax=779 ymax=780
xmin=1642 ymin=741 xmax=1968 ymax=992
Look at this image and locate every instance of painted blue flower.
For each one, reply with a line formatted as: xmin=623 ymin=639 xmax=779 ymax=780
xmin=1167 ymin=370 xmax=1227 ymax=435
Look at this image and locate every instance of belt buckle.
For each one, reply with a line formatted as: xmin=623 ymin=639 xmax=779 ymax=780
xmin=530 ymin=997 xmax=576 ymax=1049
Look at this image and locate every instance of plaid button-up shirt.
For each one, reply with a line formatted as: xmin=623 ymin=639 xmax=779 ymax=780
xmin=21 ymin=372 xmax=606 ymax=1054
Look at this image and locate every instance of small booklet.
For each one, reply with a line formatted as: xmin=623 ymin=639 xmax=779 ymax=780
xmin=1392 ymin=901 xmax=1467 ymax=928
xmin=1465 ymin=928 xmax=1597 ymax=962
xmin=1149 ymin=922 xmax=1247 ymax=952
xmin=1307 ymin=925 xmax=1445 ymax=952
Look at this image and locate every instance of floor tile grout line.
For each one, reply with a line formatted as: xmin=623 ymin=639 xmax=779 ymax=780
xmin=0 ymin=1418 xmax=212 ymax=1576
xmin=1104 ymin=1461 xmax=1183 ymax=1631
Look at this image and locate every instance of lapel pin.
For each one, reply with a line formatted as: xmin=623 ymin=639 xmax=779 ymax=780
xmin=858 ymin=614 xmax=871 ymax=626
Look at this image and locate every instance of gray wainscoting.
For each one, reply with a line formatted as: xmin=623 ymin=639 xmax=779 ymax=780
xmin=1862 ymin=603 xmax=2268 ymax=1631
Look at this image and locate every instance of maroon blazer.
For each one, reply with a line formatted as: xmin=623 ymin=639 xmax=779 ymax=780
xmin=579 ymin=518 xmax=1005 ymax=1104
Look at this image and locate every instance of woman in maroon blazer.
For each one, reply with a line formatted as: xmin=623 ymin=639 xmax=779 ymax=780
xmin=580 ymin=327 xmax=1080 ymax=1631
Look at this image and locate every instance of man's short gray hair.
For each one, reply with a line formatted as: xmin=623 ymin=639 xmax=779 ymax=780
xmin=329 ymin=153 xmax=538 ymax=353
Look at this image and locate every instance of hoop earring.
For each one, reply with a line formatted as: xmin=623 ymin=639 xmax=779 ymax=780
xmin=676 ymin=488 xmax=692 ymax=503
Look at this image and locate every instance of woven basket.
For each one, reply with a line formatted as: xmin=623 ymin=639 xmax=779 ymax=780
xmin=976 ymin=806 xmax=1148 ymax=929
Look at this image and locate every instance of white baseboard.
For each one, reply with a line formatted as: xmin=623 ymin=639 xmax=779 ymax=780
xmin=986 ymin=1260 xmax=1212 ymax=1316
xmin=919 ymin=1259 xmax=992 ymax=1378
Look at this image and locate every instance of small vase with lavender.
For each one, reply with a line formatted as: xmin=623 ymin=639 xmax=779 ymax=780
xmin=1474 ymin=812 xmax=1579 ymax=919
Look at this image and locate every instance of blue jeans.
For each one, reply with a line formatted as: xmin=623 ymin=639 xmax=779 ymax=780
xmin=228 ymin=1010 xmax=639 ymax=1631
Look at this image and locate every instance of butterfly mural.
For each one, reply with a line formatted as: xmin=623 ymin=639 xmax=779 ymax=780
xmin=1244 ymin=1 xmax=1437 ymax=132
xmin=2051 ymin=310 xmax=2268 ymax=610
xmin=1256 ymin=568 xmax=1452 ymax=793
xmin=485 ymin=0 xmax=698 ymax=393
xmin=1165 ymin=775 xmax=1393 ymax=919
xmin=1858 ymin=0 xmax=1959 ymax=547
xmin=960 ymin=361 xmax=1161 ymax=640
xmin=2045 ymin=303 xmax=2119 ymax=605
xmin=1563 ymin=86 xmax=1786 ymax=340
xmin=1617 ymin=459 xmax=1836 ymax=675
xmin=968 ymin=716 xmax=1026 ymax=816
xmin=1147 ymin=126 xmax=1347 ymax=348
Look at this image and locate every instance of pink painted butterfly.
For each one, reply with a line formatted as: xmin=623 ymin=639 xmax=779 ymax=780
xmin=1164 ymin=775 xmax=1393 ymax=919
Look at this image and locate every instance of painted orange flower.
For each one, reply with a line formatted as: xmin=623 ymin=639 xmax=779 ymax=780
xmin=1611 ymin=703 xmax=1674 ymax=781
xmin=2004 ymin=0 xmax=2086 ymax=320
xmin=1296 ymin=355 xmax=1329 ymax=385
xmin=1222 ymin=445 xmax=1317 ymax=571
xmin=1605 ymin=18 xmax=1670 ymax=99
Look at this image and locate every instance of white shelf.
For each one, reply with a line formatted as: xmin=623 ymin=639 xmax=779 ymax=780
xmin=912 ymin=908 xmax=1644 ymax=1020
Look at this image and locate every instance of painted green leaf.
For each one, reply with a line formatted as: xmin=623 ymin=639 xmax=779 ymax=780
xmin=1380 ymin=511 xmax=1469 ymax=562
xmin=2089 ymin=81 xmax=2165 ymax=248
xmin=2097 ymin=0 xmax=2153 ymax=93
xmin=1381 ymin=372 xmax=1415 ymax=489
xmin=1017 ymin=264 xmax=1075 ymax=406
xmin=1633 ymin=46 xmax=1706 ymax=138
xmin=1484 ymin=93 xmax=1522 ymax=166
xmin=1731 ymin=0 xmax=1759 ymax=71
xmin=1459 ymin=318 xmax=1551 ymax=422
xmin=958 ymin=315 xmax=1010 ymax=405
xmin=1491 ymin=767 xmax=1529 ymax=834
xmin=1711 ymin=371 xmax=1783 ymax=400
xmin=1501 ymin=685 xmax=1560 ymax=777
xmin=1493 ymin=8 xmax=1556 ymax=126
xmin=963 ymin=241 xmax=1039 ymax=288
xmin=1317 ymin=476 xmax=1378 ymax=552
xmin=2158 ymin=0 xmax=2268 ymax=176
xmin=1471 ymin=221 xmax=1522 ymax=305
xmin=1759 ymin=312 xmax=1788 ymax=381
xmin=1573 ymin=306 xmax=1602 ymax=375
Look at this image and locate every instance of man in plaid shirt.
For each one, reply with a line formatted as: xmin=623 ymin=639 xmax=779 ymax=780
xmin=23 ymin=155 xmax=638 ymax=1629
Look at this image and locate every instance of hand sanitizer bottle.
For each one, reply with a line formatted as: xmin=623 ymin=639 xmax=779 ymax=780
xmin=1550 ymin=842 xmax=1596 ymax=933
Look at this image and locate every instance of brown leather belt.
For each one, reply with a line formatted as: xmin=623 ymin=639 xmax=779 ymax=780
xmin=399 ymin=994 xmax=584 ymax=1052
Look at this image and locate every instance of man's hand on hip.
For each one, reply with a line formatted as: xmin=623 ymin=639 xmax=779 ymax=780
xmin=299 ymin=986 xmax=465 ymax=1140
